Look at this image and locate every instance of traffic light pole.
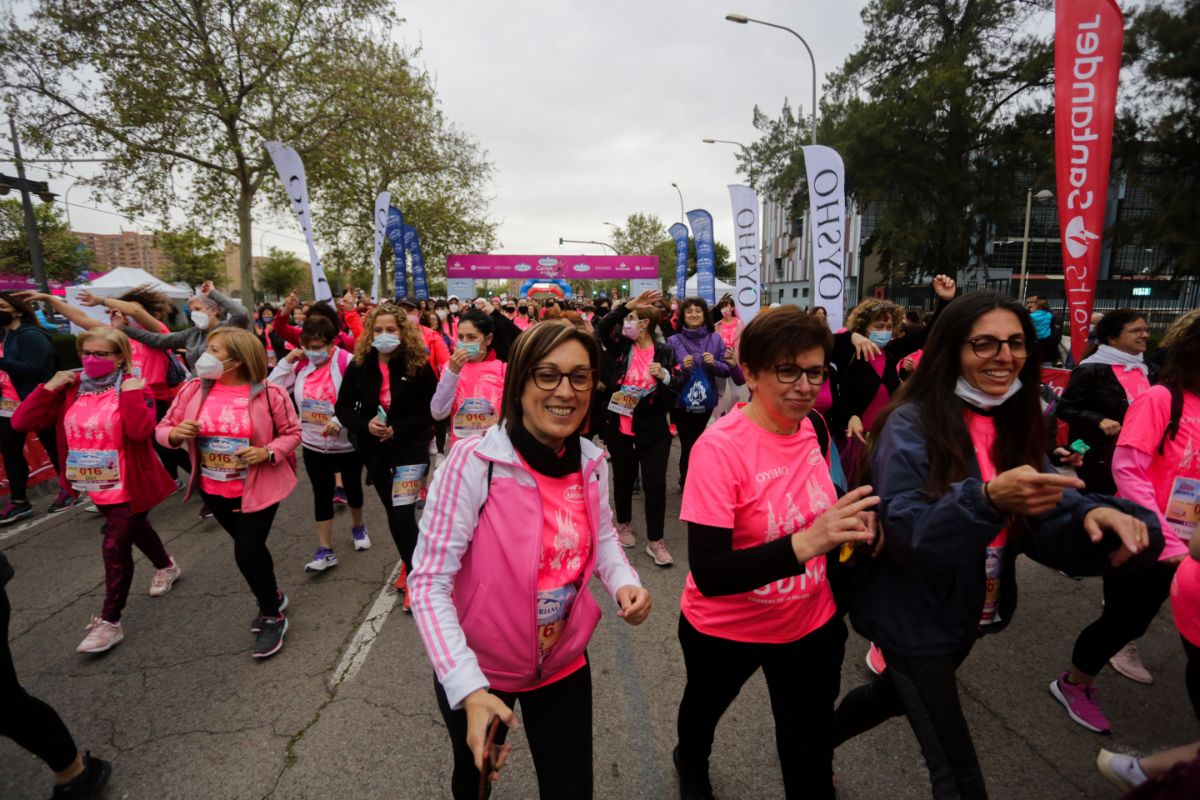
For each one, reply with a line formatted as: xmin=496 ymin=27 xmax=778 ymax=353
xmin=8 ymin=118 xmax=50 ymax=293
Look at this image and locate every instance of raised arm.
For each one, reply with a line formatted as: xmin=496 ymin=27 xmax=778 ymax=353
xmin=16 ymin=291 xmax=103 ymax=331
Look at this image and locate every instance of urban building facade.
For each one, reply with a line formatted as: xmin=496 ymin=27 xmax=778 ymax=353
xmin=71 ymin=230 xmax=172 ymax=276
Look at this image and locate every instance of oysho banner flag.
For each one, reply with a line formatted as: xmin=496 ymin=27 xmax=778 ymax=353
xmin=402 ymin=224 xmax=429 ymax=301
xmin=669 ymin=222 xmax=689 ymax=301
xmin=1055 ymin=0 xmax=1123 ymax=362
xmin=728 ymin=184 xmax=761 ymax=323
xmin=372 ymin=191 xmax=391 ymax=302
xmin=686 ymin=209 xmax=716 ymax=305
xmin=263 ymin=142 xmax=332 ymax=302
xmin=386 ymin=207 xmax=407 ymax=300
xmin=802 ymin=145 xmax=847 ymax=332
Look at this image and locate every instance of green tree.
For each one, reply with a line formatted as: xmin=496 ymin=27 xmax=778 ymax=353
xmin=0 ymin=198 xmax=94 ymax=281
xmin=156 ymin=228 xmax=224 ymax=288
xmin=610 ymin=213 xmax=667 ymax=255
xmin=2 ymin=0 xmax=404 ymax=304
xmin=256 ymin=247 xmax=306 ymax=299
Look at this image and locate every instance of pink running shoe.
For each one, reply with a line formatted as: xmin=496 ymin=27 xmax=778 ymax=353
xmin=76 ymin=616 xmax=124 ymax=654
xmin=866 ymin=643 xmax=887 ymax=676
xmin=1050 ymin=672 xmax=1111 ymax=733
xmin=149 ymin=557 xmax=182 ymax=597
xmin=646 ymin=540 xmax=674 ymax=567
xmin=616 ymin=522 xmax=635 ymax=548
xmin=1109 ymin=642 xmax=1153 ymax=685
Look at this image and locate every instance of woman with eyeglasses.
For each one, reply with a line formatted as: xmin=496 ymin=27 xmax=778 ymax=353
xmin=411 ymin=321 xmax=650 ymax=800
xmin=595 ymin=290 xmax=680 ymax=567
xmin=334 ymin=304 xmax=437 ymax=612
xmin=13 ymin=327 xmax=179 ymax=654
xmin=673 ymin=306 xmax=879 ymax=800
xmin=832 ymin=291 xmax=1160 ymax=799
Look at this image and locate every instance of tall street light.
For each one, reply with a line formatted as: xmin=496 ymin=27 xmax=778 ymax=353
xmin=1018 ymin=188 xmax=1055 ymax=302
xmin=559 ymin=237 xmax=616 ymax=255
xmin=725 ymin=14 xmax=817 ymax=146
xmin=670 ymin=182 xmax=685 ymax=224
xmin=702 ymin=138 xmax=747 ymax=149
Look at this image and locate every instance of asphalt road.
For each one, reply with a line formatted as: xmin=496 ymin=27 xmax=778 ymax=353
xmin=1 ymin=448 xmax=1194 ymax=800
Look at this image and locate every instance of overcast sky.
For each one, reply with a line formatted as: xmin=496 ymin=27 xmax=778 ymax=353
xmin=13 ymin=0 xmax=872 ymax=262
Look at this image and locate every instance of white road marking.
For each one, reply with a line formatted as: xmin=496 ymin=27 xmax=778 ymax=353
xmin=330 ymin=560 xmax=402 ymax=687
xmin=0 ymin=502 xmax=96 ymax=544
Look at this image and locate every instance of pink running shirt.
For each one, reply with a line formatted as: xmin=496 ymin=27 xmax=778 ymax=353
xmin=616 ymin=344 xmax=655 ymax=437
xmin=197 ymin=382 xmax=252 ymax=498
xmin=679 ymin=405 xmax=837 ymax=644
xmin=964 ymin=410 xmax=1009 ymax=626
xmin=1112 ymin=366 xmax=1150 ymax=405
xmin=64 ymin=386 xmax=130 ymax=505
xmin=1171 ymin=557 xmax=1200 ymax=648
xmin=378 ymin=361 xmax=391 ymax=412
xmin=129 ymin=320 xmax=173 ymax=401
xmin=0 ymin=342 xmax=20 ymax=418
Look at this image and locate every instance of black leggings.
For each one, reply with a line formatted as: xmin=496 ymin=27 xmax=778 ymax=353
xmin=676 ymin=613 xmax=846 ymax=800
xmin=670 ymin=407 xmax=712 ymax=489
xmin=1072 ymin=560 xmax=1176 ymax=676
xmin=154 ymin=398 xmax=193 ymax=481
xmin=434 ymin=663 xmax=593 ymax=800
xmin=1 ymin=577 xmax=78 ymax=772
xmin=834 ymin=644 xmax=984 ymax=800
xmin=608 ymin=431 xmax=669 ymax=540
xmin=199 ymin=491 xmax=281 ymax=617
xmin=1184 ymin=636 xmax=1200 ymax=721
xmin=302 ymin=448 xmax=364 ymax=522
xmin=367 ymin=457 xmax=422 ymax=573
xmin=0 ymin=416 xmax=62 ymax=502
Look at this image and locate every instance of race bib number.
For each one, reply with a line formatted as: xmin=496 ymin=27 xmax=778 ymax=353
xmin=300 ymin=398 xmax=334 ymax=430
xmin=452 ymin=397 xmax=497 ymax=439
xmin=199 ymin=436 xmax=250 ymax=482
xmin=0 ymin=397 xmax=17 ymax=418
xmin=1166 ymin=476 xmax=1200 ymax=542
xmin=391 ymin=464 xmax=428 ymax=507
xmin=607 ymin=386 xmax=649 ymax=417
xmin=66 ymin=449 xmax=121 ymax=491
xmin=979 ymin=544 xmax=1004 ymax=626
xmin=536 ymin=584 xmax=578 ymax=664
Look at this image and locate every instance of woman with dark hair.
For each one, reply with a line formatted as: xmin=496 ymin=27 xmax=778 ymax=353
xmin=254 ymin=304 xmax=289 ymax=368
xmin=711 ymin=296 xmax=745 ymax=418
xmin=0 ymin=291 xmax=76 ymax=522
xmin=595 ymin=290 xmax=679 ymax=566
xmin=274 ymin=292 xmax=358 ymax=352
xmin=832 ymin=291 xmax=1160 ymax=799
xmin=431 ymin=310 xmax=506 ymax=450
xmin=674 ymin=306 xmax=879 ymax=800
xmin=334 ymin=304 xmax=437 ymax=612
xmin=410 ymin=320 xmax=650 ymax=800
xmin=666 ymin=297 xmax=729 ymax=489
xmin=1051 ymin=315 xmax=1198 ymax=735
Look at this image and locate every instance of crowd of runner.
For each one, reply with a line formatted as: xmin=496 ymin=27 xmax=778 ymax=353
xmin=0 ymin=279 xmax=1197 ymax=799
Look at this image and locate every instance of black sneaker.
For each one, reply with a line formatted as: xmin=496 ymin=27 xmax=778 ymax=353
xmin=52 ymin=751 xmax=112 ymax=799
xmin=0 ymin=502 xmax=33 ymax=525
xmin=673 ymin=746 xmax=715 ymax=800
xmin=198 ymin=502 xmax=214 ymax=520
xmin=252 ymin=615 xmax=288 ymax=659
xmin=47 ymin=491 xmax=79 ymax=514
xmin=249 ymin=592 xmax=288 ymax=632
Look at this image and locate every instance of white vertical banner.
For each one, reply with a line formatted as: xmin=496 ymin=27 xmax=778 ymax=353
xmin=371 ymin=191 xmax=391 ymax=302
xmin=802 ymin=145 xmax=846 ymax=331
xmin=264 ymin=141 xmax=333 ymax=302
xmin=728 ymin=184 xmax=761 ymax=323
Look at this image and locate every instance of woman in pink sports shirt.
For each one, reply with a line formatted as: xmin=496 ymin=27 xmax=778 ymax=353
xmin=410 ymin=321 xmax=651 ymax=800
xmin=13 ymin=327 xmax=178 ymax=655
xmin=674 ymin=307 xmax=879 ymax=800
xmin=157 ymin=328 xmax=301 ymax=659
xmin=430 ymin=310 xmax=507 ymax=451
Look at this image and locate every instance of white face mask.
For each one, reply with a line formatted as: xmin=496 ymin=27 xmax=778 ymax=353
xmin=436 ymin=309 xmax=448 ymax=320
xmin=406 ymin=313 xmax=421 ymax=327
xmin=191 ymin=311 xmax=210 ymax=330
xmin=449 ymin=304 xmax=459 ymax=313
xmin=195 ymin=352 xmax=230 ymax=379
xmin=304 ymin=348 xmax=330 ymax=365
xmin=372 ymin=333 xmax=400 ymax=353
xmin=954 ymin=376 xmax=1023 ymax=409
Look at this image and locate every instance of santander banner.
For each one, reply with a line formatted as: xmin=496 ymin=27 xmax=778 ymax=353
xmin=1055 ymin=0 xmax=1123 ymax=361
xmin=445 ymin=254 xmax=659 ymax=280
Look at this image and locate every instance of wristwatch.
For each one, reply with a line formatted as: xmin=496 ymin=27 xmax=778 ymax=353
xmin=266 ymin=447 xmax=277 ymax=465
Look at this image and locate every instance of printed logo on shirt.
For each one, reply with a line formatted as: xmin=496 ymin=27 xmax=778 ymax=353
xmin=1180 ymin=434 xmax=1198 ymax=472
xmin=750 ymin=559 xmax=827 ymax=604
xmin=563 ymin=484 xmax=585 ymax=504
xmin=805 ymin=445 xmax=824 ymax=466
xmin=755 ymin=465 xmax=789 ymax=484
xmin=763 ymin=477 xmax=832 ymax=543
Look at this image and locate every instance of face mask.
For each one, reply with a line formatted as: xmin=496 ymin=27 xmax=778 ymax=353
xmin=372 ymin=333 xmax=400 ymax=353
xmin=518 ymin=307 xmax=528 ymax=315
xmin=191 ymin=311 xmax=210 ymax=330
xmin=262 ymin=315 xmax=273 ymax=324
xmin=195 ymin=352 xmax=230 ymax=379
xmin=436 ymin=309 xmax=448 ymax=320
xmin=449 ymin=304 xmax=459 ymax=313
xmin=82 ymin=355 xmax=118 ymax=379
xmin=622 ymin=319 xmax=642 ymax=340
xmin=0 ymin=311 xmax=14 ymax=327
xmin=460 ymin=341 xmax=482 ymax=358
xmin=868 ymin=330 xmax=893 ymax=346
xmin=504 ymin=306 xmax=515 ymax=314
xmin=406 ymin=314 xmax=420 ymax=327
xmin=304 ymin=348 xmax=330 ymax=365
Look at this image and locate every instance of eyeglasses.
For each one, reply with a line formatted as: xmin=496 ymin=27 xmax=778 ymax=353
xmin=771 ymin=364 xmax=827 ymax=385
xmin=962 ymin=336 xmax=1028 ymax=359
xmin=530 ymin=366 xmax=597 ymax=392
xmin=83 ymin=351 xmax=118 ymax=358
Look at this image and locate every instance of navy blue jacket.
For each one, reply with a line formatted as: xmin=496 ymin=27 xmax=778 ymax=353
xmin=0 ymin=323 xmax=56 ymax=399
xmin=850 ymin=401 xmax=1164 ymax=658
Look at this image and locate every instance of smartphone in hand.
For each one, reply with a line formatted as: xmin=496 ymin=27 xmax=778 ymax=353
xmin=478 ymin=717 xmax=502 ymax=800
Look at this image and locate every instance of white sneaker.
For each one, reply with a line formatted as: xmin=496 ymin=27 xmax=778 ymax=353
xmin=1097 ymin=749 xmax=1147 ymax=791
xmin=305 ymin=547 xmax=338 ymax=573
xmin=149 ymin=558 xmax=182 ymax=597
xmin=76 ymin=616 xmax=124 ymax=654
xmin=352 ymin=525 xmax=371 ymax=551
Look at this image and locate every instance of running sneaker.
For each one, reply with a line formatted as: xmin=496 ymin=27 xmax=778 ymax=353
xmin=76 ymin=617 xmax=124 ymax=654
xmin=352 ymin=525 xmax=371 ymax=551
xmin=0 ymin=502 xmax=33 ymax=525
xmin=632 ymin=476 xmax=642 ymax=494
xmin=250 ymin=592 xmax=288 ymax=632
xmin=51 ymin=751 xmax=112 ymax=800
xmin=251 ymin=615 xmax=288 ymax=658
xmin=305 ymin=547 xmax=338 ymax=573
xmin=149 ymin=558 xmax=182 ymax=597
xmin=866 ymin=643 xmax=888 ymax=676
xmin=48 ymin=490 xmax=79 ymax=514
xmin=1109 ymin=642 xmax=1154 ymax=685
xmin=333 ymin=487 xmax=348 ymax=506
xmin=394 ymin=563 xmax=408 ymax=593
xmin=199 ymin=502 xmax=214 ymax=520
xmin=1050 ymin=672 xmax=1111 ymax=733
xmin=1096 ymin=749 xmax=1148 ymax=792
xmin=616 ymin=522 xmax=635 ymax=549
xmin=169 ymin=477 xmax=185 ymax=496
xmin=646 ymin=540 xmax=674 ymax=567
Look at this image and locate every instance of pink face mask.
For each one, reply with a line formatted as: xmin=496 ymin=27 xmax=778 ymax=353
xmin=82 ymin=355 xmax=118 ymax=379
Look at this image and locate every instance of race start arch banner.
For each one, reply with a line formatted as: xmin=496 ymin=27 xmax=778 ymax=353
xmin=1055 ymin=0 xmax=1123 ymax=362
xmin=445 ymin=254 xmax=659 ymax=281
xmin=802 ymin=145 xmax=847 ymax=331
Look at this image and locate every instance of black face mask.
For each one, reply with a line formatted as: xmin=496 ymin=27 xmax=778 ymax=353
xmin=518 ymin=307 xmax=528 ymax=315
xmin=0 ymin=311 xmax=14 ymax=327
xmin=597 ymin=306 xmax=610 ymax=316
xmin=504 ymin=306 xmax=516 ymax=314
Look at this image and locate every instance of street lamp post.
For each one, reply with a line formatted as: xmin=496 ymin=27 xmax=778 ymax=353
xmin=6 ymin=119 xmax=53 ymax=293
xmin=725 ymin=14 xmax=817 ymax=147
xmin=559 ymin=237 xmax=616 ymax=255
xmin=702 ymin=138 xmax=747 ymax=149
xmin=670 ymin=182 xmax=685 ymax=224
xmin=1018 ymin=188 xmax=1055 ymax=302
